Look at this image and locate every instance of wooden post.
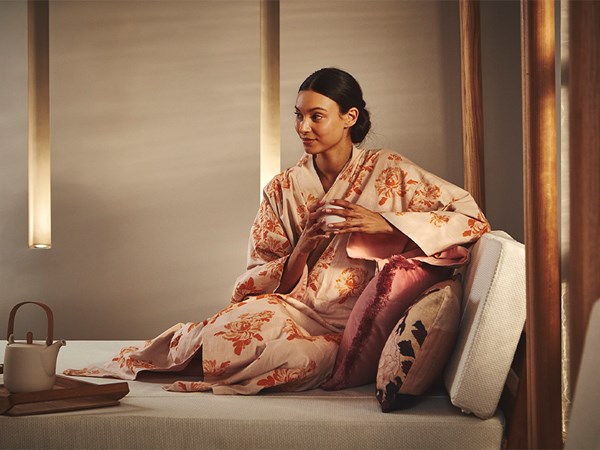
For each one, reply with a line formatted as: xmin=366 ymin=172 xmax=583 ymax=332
xmin=459 ymin=0 xmax=485 ymax=212
xmin=260 ymin=0 xmax=280 ymax=195
xmin=569 ymin=0 xmax=600 ymax=394
xmin=520 ymin=0 xmax=562 ymax=448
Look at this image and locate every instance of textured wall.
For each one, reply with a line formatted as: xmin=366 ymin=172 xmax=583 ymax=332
xmin=0 ymin=0 xmax=523 ymax=340
xmin=0 ymin=1 xmax=260 ymax=339
xmin=280 ymin=0 xmax=464 ymax=187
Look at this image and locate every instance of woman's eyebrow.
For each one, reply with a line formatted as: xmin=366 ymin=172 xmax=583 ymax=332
xmin=294 ymin=106 xmax=327 ymax=112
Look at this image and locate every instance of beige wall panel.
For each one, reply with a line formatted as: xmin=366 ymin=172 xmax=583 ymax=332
xmin=280 ymin=0 xmax=464 ymax=187
xmin=480 ymin=0 xmax=523 ymax=243
xmin=0 ymin=1 xmax=259 ymax=339
xmin=0 ymin=0 xmax=525 ymax=340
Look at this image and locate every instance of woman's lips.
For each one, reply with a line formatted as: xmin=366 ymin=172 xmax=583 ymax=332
xmin=302 ymin=138 xmax=316 ymax=146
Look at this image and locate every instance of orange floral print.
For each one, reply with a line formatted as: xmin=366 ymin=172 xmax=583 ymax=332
xmin=335 ymin=267 xmax=368 ymax=304
xmin=256 ymin=361 xmax=317 ymax=389
xmin=126 ymin=357 xmax=155 ymax=371
xmin=203 ymin=359 xmax=231 ymax=377
xmin=280 ymin=172 xmax=292 ymax=190
xmin=462 ymin=212 xmax=491 ymax=238
xmin=296 ymin=194 xmax=320 ymax=233
xmin=429 ymin=212 xmax=450 ymax=227
xmin=170 ymin=333 xmax=182 ymax=349
xmin=63 ymin=367 xmax=102 ymax=376
xmin=214 ymin=310 xmax=275 ymax=355
xmin=297 ymin=154 xmax=310 ymax=167
xmin=111 ymin=345 xmax=155 ymax=372
xmin=232 ymin=277 xmax=258 ymax=302
xmin=308 ymin=246 xmax=336 ymax=292
xmin=284 ymin=320 xmax=341 ymax=345
xmin=265 ymin=177 xmax=283 ymax=206
xmin=187 ymin=322 xmax=203 ymax=333
xmin=342 ymin=152 xmax=377 ymax=199
xmin=284 ymin=319 xmax=318 ymax=342
xmin=250 ymin=199 xmax=290 ymax=261
xmin=376 ymin=167 xmax=418 ymax=205
xmin=209 ymin=300 xmax=247 ymax=324
xmin=408 ymin=182 xmax=442 ymax=211
xmin=110 ymin=345 xmax=140 ymax=368
xmin=254 ymin=293 xmax=285 ymax=306
xmin=173 ymin=381 xmax=213 ymax=392
xmin=258 ymin=259 xmax=285 ymax=281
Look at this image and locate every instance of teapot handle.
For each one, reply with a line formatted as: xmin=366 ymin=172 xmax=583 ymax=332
xmin=6 ymin=302 xmax=54 ymax=346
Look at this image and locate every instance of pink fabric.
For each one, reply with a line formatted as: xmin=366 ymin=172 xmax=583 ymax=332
xmin=321 ymin=256 xmax=451 ymax=390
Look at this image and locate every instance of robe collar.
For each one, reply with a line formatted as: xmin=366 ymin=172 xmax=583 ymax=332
xmin=301 ymin=145 xmax=363 ymax=201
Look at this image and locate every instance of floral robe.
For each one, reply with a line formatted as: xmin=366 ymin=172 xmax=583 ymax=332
xmin=65 ymin=147 xmax=489 ymax=394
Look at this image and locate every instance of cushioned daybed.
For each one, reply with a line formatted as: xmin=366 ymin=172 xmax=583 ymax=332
xmin=0 ymin=231 xmax=525 ymax=450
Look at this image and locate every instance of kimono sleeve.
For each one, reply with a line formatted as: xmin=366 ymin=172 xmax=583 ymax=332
xmin=381 ymin=177 xmax=489 ymax=257
xmin=348 ymin=152 xmax=490 ymax=267
xmin=230 ymin=179 xmax=294 ymax=303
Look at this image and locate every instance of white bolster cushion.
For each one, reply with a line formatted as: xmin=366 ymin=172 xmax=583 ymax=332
xmin=444 ymin=230 xmax=526 ymax=419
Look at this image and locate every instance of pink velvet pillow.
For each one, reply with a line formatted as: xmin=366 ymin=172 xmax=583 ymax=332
xmin=321 ymin=255 xmax=451 ymax=390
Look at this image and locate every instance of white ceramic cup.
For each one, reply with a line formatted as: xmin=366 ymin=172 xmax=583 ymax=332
xmin=321 ymin=204 xmax=345 ymax=231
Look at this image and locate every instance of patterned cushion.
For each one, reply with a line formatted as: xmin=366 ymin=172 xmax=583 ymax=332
xmin=321 ymin=255 xmax=451 ymax=390
xmin=444 ymin=231 xmax=526 ymax=419
xmin=376 ymin=277 xmax=461 ymax=412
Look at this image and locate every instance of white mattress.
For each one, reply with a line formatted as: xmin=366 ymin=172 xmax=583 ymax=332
xmin=0 ymin=341 xmax=504 ymax=449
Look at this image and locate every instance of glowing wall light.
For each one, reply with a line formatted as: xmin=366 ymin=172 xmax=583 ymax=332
xmin=28 ymin=0 xmax=51 ymax=249
xmin=260 ymin=0 xmax=280 ymax=196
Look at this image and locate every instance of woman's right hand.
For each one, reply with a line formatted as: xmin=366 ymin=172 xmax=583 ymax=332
xmin=294 ymin=201 xmax=331 ymax=257
xmin=276 ymin=201 xmax=329 ymax=294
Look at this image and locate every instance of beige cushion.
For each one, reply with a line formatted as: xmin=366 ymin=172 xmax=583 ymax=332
xmin=444 ymin=231 xmax=526 ymax=419
xmin=566 ymin=300 xmax=600 ymax=450
xmin=376 ymin=277 xmax=461 ymax=412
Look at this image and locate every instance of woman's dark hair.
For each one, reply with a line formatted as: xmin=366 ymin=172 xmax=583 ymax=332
xmin=299 ymin=68 xmax=371 ymax=144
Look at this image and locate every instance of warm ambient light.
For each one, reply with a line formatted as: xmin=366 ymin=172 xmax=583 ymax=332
xmin=260 ymin=0 xmax=280 ymax=197
xmin=28 ymin=0 xmax=51 ymax=249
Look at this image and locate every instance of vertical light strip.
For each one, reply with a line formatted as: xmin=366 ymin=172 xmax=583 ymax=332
xmin=28 ymin=0 xmax=51 ymax=249
xmin=459 ymin=0 xmax=486 ymax=212
xmin=260 ymin=0 xmax=280 ymax=196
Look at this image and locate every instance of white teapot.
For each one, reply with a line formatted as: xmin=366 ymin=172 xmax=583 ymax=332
xmin=3 ymin=302 xmax=66 ymax=393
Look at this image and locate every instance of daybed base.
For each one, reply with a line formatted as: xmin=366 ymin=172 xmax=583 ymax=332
xmin=0 ymin=340 xmax=504 ymax=450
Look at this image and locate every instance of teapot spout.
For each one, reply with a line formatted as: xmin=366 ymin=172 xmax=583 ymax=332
xmin=41 ymin=340 xmax=66 ymax=377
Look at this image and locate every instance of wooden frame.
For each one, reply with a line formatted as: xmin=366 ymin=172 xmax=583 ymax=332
xmin=520 ymin=1 xmax=562 ymax=448
xmin=459 ymin=0 xmax=486 ymax=212
xmin=459 ymin=1 xmax=571 ymax=448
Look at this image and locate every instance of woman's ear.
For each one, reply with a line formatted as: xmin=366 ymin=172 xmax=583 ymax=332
xmin=344 ymin=107 xmax=359 ymax=128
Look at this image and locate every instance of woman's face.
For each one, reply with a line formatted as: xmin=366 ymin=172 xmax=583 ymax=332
xmin=294 ymin=90 xmax=357 ymax=156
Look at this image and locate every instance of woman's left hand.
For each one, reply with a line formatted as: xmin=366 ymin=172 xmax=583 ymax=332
xmin=320 ymin=199 xmax=395 ymax=235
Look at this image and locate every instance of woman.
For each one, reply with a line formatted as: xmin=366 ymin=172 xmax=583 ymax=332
xmin=66 ymin=68 xmax=489 ymax=394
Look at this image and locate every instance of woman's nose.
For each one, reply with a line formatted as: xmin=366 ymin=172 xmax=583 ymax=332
xmin=298 ymin=118 xmax=310 ymax=134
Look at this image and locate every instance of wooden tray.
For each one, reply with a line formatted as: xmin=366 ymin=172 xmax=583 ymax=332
xmin=0 ymin=375 xmax=129 ymax=416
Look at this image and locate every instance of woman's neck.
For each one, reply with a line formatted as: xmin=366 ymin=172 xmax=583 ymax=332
xmin=314 ymin=144 xmax=353 ymax=192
